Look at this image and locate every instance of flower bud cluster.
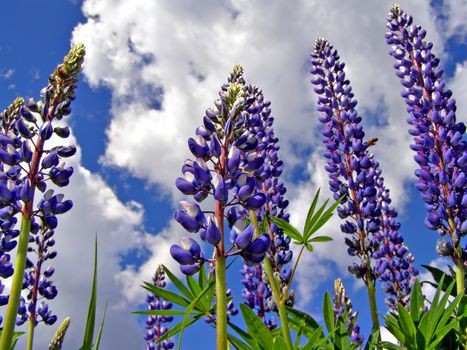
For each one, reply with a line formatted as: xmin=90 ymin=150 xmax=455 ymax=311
xmin=372 ymin=158 xmax=418 ymax=309
xmin=0 ymin=44 xmax=84 ymax=327
xmin=311 ymin=39 xmax=382 ymax=282
xmin=386 ymin=5 xmax=466 ymax=264
xmin=171 ymin=66 xmax=273 ymax=275
xmin=311 ymin=39 xmax=418 ymax=308
xmin=145 ymin=265 xmax=174 ymax=350
xmin=333 ymin=278 xmax=363 ymax=346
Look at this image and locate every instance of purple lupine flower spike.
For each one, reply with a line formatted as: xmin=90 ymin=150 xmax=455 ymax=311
xmin=145 ymin=265 xmax=174 ymax=350
xmin=310 ymin=38 xmax=418 ymax=310
xmin=236 ymin=84 xmax=294 ymax=327
xmin=333 ymin=278 xmax=364 ymax=347
xmin=386 ymin=5 xmax=466 ymax=267
xmin=0 ymin=44 xmax=84 ymax=329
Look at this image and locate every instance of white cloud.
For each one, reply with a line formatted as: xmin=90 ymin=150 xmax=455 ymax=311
xmin=9 ymin=135 xmax=153 ymax=349
xmin=441 ymin=0 xmax=467 ymax=40
xmin=63 ymin=0 xmax=465 ymax=348
xmin=0 ymin=68 xmax=14 ymax=79
xmin=450 ymin=60 xmax=467 ymax=124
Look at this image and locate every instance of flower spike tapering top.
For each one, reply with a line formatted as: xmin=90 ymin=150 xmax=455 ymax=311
xmin=310 ymin=38 xmax=418 ymax=311
xmin=386 ymin=5 xmax=466 ymax=268
xmin=0 ymin=44 xmax=84 ymax=348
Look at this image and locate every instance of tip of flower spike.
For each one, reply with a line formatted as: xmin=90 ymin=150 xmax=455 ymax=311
xmin=51 ymin=43 xmax=86 ymax=84
xmin=49 ymin=316 xmax=71 ymax=349
xmin=314 ymin=37 xmax=329 ymax=53
xmin=232 ymin=64 xmax=243 ymax=77
xmin=390 ymin=4 xmax=401 ymax=17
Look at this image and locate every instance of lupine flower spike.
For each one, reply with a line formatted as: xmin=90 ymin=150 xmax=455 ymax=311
xmin=333 ymin=278 xmax=363 ymax=347
xmin=386 ymin=4 xmax=466 ymax=296
xmin=145 ymin=265 xmax=174 ymax=350
xmin=172 ymin=65 xmax=272 ymax=349
xmin=0 ymin=43 xmax=84 ymax=350
xmin=48 ymin=316 xmax=71 ymax=350
xmin=310 ymin=38 xmax=418 ymax=329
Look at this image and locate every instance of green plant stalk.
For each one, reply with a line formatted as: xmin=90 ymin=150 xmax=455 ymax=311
xmin=0 ymin=216 xmax=32 ymax=349
xmin=249 ymin=210 xmax=293 ymax=350
xmin=26 ymin=317 xmax=35 ymax=350
xmin=366 ymin=277 xmax=381 ymax=344
xmin=215 ymin=252 xmax=227 ymax=350
xmin=263 ymin=258 xmax=294 ymax=350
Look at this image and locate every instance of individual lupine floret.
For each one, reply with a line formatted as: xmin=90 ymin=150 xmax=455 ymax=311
xmin=386 ymin=5 xmax=466 ymax=272
xmin=310 ymin=38 xmax=418 ymax=328
xmin=145 ymin=265 xmax=174 ymax=350
xmin=0 ymin=43 xmax=84 ymax=348
xmin=333 ymin=278 xmax=364 ymax=346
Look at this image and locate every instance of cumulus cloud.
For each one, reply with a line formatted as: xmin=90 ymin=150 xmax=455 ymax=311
xmin=11 ymin=136 xmax=151 ymax=349
xmin=62 ymin=0 xmax=465 ymax=347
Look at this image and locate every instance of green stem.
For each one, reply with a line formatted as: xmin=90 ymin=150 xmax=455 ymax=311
xmin=0 ymin=216 xmax=32 ymax=349
xmin=366 ymin=278 xmax=381 ymax=344
xmin=286 ymin=245 xmax=305 ymax=293
xmin=215 ymin=254 xmax=227 ymax=350
xmin=249 ymin=210 xmax=293 ymax=350
xmin=26 ymin=317 xmax=35 ymax=350
xmin=263 ymin=258 xmax=294 ymax=350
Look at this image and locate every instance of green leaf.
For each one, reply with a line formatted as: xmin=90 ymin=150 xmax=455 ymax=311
xmin=304 ymin=189 xmax=321 ymax=235
xmin=198 ymin=263 xmax=206 ymax=290
xmin=133 ymin=309 xmax=188 ymax=317
xmin=240 ymin=304 xmax=273 ymax=349
xmin=304 ymin=198 xmax=329 ymax=238
xmin=228 ymin=333 xmax=252 ymax=350
xmin=228 ymin=321 xmax=257 ymax=347
xmin=333 ymin=318 xmax=351 ymax=350
xmin=93 ymin=301 xmax=107 ymax=350
xmin=396 ymin=304 xmax=416 ymax=347
xmin=157 ymin=315 xmax=202 ymax=343
xmin=142 ymin=282 xmax=191 ymax=308
xmin=305 ymin=243 xmax=314 ymax=252
xmin=80 ymin=236 xmax=98 ymax=350
xmin=0 ymin=331 xmax=25 ymax=350
xmin=162 ymin=265 xmax=194 ymax=300
xmin=272 ymin=336 xmax=288 ymax=350
xmin=307 ymin=236 xmax=333 ymax=243
xmin=186 ymin=275 xmax=202 ymax=299
xmin=271 ymin=216 xmax=303 ymax=243
xmin=323 ymin=292 xmax=334 ymax=335
xmin=304 ymin=196 xmax=343 ymax=240
xmin=177 ymin=278 xmax=216 ymax=350
xmin=409 ymin=279 xmax=424 ymax=323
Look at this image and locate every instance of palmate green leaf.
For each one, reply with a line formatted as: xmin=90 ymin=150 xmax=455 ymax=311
xmin=80 ymin=237 xmax=98 ymax=350
xmin=186 ymin=275 xmax=202 ymax=299
xmin=301 ymin=326 xmax=327 ymax=350
xmin=333 ymin=318 xmax=352 ymax=350
xmin=285 ymin=306 xmax=320 ymax=337
xmin=198 ymin=263 xmax=206 ymax=290
xmin=157 ymin=315 xmax=203 ymax=343
xmin=271 ymin=216 xmax=303 ymax=243
xmin=304 ymin=195 xmax=343 ymax=240
xmin=304 ymin=188 xmax=321 ymax=235
xmin=162 ymin=264 xmax=194 ymax=300
xmin=429 ymin=320 xmax=459 ymax=350
xmin=240 ymin=304 xmax=273 ymax=350
xmin=142 ymin=282 xmax=191 ymax=308
xmin=384 ymin=313 xmax=406 ymax=344
xmin=323 ymin=292 xmax=334 ymax=336
xmin=176 ymin=278 xmax=216 ymax=350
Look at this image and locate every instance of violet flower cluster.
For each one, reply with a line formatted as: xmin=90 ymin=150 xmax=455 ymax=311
xmin=237 ymin=85 xmax=293 ymax=328
xmin=310 ymin=38 xmax=418 ymax=308
xmin=386 ymin=5 xmax=466 ymax=266
xmin=333 ymin=278 xmax=363 ymax=347
xmin=144 ymin=265 xmax=174 ymax=350
xmin=171 ymin=65 xmax=272 ymax=273
xmin=0 ymin=44 xmax=84 ymax=327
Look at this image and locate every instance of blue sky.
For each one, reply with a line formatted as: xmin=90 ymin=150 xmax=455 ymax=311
xmin=0 ymin=0 xmax=466 ymax=348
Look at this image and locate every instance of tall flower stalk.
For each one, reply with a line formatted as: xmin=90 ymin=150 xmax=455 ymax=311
xmin=172 ymin=65 xmax=272 ymax=350
xmin=145 ymin=265 xmax=174 ymax=350
xmin=386 ymin=4 xmax=466 ymax=298
xmin=310 ymin=38 xmax=418 ymax=333
xmin=0 ymin=43 xmax=84 ymax=350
